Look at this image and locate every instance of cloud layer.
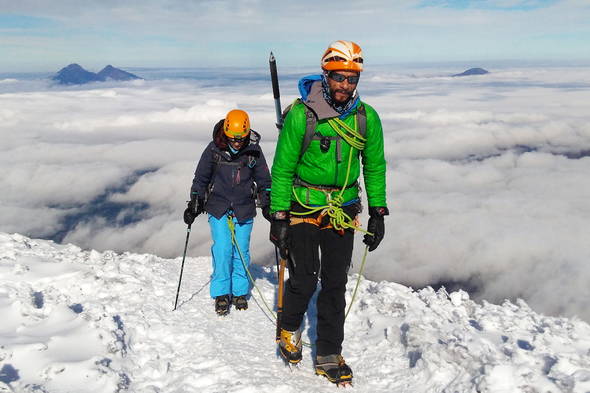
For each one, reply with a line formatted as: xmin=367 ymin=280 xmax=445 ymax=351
xmin=1 ymin=65 xmax=590 ymax=322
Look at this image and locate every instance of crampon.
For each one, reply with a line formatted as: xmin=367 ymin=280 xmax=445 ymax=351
xmin=315 ymin=354 xmax=353 ymax=387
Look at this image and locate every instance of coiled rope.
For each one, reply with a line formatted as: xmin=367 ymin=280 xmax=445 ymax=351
xmin=292 ymin=113 xmax=370 ymax=235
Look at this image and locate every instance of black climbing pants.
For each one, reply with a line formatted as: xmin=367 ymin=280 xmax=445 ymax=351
xmin=280 ymin=206 xmax=357 ymax=356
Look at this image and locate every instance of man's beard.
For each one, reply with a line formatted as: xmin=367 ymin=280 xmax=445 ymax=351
xmin=331 ymin=88 xmax=354 ymax=104
xmin=321 ymin=75 xmax=359 ymax=115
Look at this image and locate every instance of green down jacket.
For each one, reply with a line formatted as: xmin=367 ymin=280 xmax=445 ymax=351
xmin=270 ymin=99 xmax=387 ymax=212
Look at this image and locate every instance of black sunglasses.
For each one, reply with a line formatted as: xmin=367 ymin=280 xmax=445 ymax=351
xmin=227 ymin=136 xmax=246 ymax=143
xmin=328 ymin=72 xmax=360 ymax=84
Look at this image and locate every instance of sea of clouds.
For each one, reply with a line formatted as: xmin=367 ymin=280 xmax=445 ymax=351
xmin=1 ymin=65 xmax=589 ymax=321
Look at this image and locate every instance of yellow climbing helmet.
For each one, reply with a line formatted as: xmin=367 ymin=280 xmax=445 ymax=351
xmin=223 ymin=109 xmax=251 ymax=139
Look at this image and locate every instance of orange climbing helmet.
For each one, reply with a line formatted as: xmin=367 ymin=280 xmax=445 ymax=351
xmin=223 ymin=109 xmax=251 ymax=139
xmin=321 ymin=40 xmax=364 ymax=72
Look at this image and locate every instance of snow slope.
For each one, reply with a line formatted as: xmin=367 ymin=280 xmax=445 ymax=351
xmin=1 ymin=232 xmax=589 ymax=393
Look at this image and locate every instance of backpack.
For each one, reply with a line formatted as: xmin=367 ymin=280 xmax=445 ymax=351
xmin=281 ymin=98 xmax=367 ymax=158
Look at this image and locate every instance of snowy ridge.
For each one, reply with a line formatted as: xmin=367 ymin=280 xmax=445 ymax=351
xmin=0 ymin=232 xmax=589 ymax=393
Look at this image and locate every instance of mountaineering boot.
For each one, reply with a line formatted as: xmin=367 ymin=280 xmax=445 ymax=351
xmin=315 ymin=354 xmax=353 ymax=386
xmin=233 ymin=295 xmax=248 ymax=310
xmin=278 ymin=328 xmax=302 ymax=364
xmin=215 ymin=295 xmax=231 ymax=316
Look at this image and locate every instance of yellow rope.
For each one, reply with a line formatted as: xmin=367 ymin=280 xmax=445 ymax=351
xmin=227 ymin=215 xmax=370 ymax=348
xmin=345 ymin=245 xmax=369 ymax=320
xmin=227 ymin=217 xmax=277 ymax=323
xmin=327 ymin=116 xmax=366 ymax=150
xmin=292 ymin=113 xmax=372 ymax=235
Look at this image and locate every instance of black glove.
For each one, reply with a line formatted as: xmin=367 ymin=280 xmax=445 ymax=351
xmin=257 ymin=189 xmax=272 ymax=223
xmin=363 ymin=207 xmax=389 ymax=252
xmin=269 ymin=211 xmax=290 ymax=259
xmin=183 ymin=193 xmax=205 ymax=225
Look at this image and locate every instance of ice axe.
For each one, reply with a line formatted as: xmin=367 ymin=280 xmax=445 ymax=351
xmin=270 ymin=51 xmax=287 ymax=340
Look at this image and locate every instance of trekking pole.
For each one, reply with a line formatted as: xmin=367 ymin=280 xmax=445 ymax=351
xmin=275 ymin=257 xmax=287 ymax=342
xmin=173 ymin=224 xmax=191 ymax=311
xmin=269 ymin=52 xmax=283 ymax=131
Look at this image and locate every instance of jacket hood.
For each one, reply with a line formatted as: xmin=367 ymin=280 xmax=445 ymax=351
xmin=212 ymin=119 xmax=225 ymax=140
xmin=297 ymin=74 xmax=360 ymax=120
xmin=249 ymin=129 xmax=261 ymax=145
xmin=298 ymin=74 xmax=323 ymax=102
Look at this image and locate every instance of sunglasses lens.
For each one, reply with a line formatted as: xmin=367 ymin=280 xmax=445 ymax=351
xmin=329 ymin=72 xmax=346 ymax=82
xmin=329 ymin=72 xmax=359 ymax=84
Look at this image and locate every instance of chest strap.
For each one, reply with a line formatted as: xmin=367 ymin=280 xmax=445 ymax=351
xmin=293 ymin=177 xmax=358 ymax=192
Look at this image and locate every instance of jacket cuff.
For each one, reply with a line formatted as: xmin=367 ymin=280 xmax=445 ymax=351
xmin=271 ymin=210 xmax=290 ymax=221
xmin=368 ymin=206 xmax=389 ymax=217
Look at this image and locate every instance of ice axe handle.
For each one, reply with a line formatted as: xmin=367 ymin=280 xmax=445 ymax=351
xmin=275 ymin=257 xmax=286 ymax=342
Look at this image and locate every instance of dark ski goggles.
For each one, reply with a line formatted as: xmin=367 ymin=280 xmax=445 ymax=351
xmin=328 ymin=71 xmax=360 ymax=84
xmin=227 ymin=136 xmax=246 ymax=143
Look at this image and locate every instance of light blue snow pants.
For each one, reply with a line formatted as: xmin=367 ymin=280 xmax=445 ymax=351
xmin=208 ymin=212 xmax=253 ymax=298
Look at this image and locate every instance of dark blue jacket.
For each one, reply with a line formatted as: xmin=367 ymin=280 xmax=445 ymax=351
xmin=190 ymin=121 xmax=271 ymax=222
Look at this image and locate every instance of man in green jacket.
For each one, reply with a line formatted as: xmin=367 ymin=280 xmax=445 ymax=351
xmin=269 ymin=40 xmax=388 ymax=385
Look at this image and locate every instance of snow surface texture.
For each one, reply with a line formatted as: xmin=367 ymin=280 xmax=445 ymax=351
xmin=1 ymin=232 xmax=589 ymax=393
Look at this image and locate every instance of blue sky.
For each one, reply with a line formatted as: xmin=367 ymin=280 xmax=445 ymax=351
xmin=418 ymin=0 xmax=558 ymax=10
xmin=0 ymin=0 xmax=588 ymax=72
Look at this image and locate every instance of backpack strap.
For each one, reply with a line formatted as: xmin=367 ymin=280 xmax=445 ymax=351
xmin=205 ymin=151 xmax=222 ymax=201
xmin=297 ymin=101 xmax=366 ymax=159
xmin=283 ymin=98 xmax=319 ymax=159
xmin=246 ymin=154 xmax=257 ymax=168
xmin=300 ymin=107 xmax=318 ymax=158
xmin=357 ymin=103 xmax=367 ymax=139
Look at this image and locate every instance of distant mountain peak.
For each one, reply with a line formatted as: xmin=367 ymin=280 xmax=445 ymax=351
xmin=52 ymin=64 xmax=102 ymax=85
xmin=52 ymin=64 xmax=142 ymax=85
xmin=452 ymin=68 xmax=490 ymax=77
xmin=97 ymin=65 xmax=141 ymax=82
xmin=63 ymin=63 xmax=84 ymax=70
